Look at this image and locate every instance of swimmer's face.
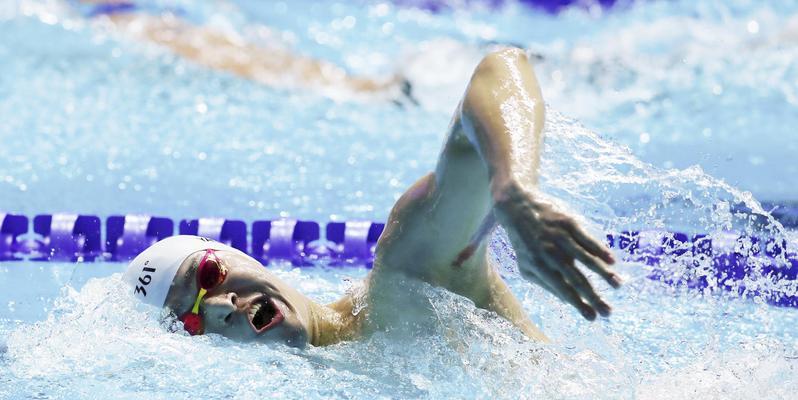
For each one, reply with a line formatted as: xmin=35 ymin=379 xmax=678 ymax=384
xmin=164 ymin=250 xmax=312 ymax=348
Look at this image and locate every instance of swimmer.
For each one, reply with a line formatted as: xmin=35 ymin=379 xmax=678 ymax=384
xmin=76 ymin=0 xmax=410 ymax=101
xmin=124 ymin=48 xmax=620 ymax=347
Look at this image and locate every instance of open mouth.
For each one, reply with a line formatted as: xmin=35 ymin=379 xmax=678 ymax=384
xmin=248 ymin=297 xmax=284 ymax=334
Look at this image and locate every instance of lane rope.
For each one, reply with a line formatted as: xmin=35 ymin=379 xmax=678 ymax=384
xmin=1 ymin=212 xmax=796 ymax=308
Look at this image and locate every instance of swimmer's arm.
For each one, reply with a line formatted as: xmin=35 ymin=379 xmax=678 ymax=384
xmin=374 ymin=49 xmax=618 ymax=341
xmin=459 ymin=48 xmax=621 ymax=320
xmin=89 ymin=7 xmax=396 ymax=94
xmin=457 ymin=48 xmax=545 ymax=201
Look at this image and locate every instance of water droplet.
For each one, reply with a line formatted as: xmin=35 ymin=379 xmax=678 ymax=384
xmin=747 ymin=20 xmax=759 ymax=34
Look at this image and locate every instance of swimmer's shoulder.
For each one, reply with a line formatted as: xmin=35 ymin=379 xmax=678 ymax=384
xmin=372 ymin=172 xmax=438 ymax=269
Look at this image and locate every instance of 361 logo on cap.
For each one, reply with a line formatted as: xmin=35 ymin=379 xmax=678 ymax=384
xmin=134 ymin=260 xmax=156 ymax=297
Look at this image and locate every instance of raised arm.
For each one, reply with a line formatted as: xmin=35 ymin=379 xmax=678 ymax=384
xmin=461 ymin=48 xmax=621 ymax=320
xmin=374 ymin=48 xmax=620 ymax=334
xmin=459 ymin=48 xmax=546 ymax=199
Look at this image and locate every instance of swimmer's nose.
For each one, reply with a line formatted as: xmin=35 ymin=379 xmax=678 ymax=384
xmin=202 ymin=292 xmax=241 ymax=324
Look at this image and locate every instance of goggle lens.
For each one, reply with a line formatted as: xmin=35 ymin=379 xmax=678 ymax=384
xmin=198 ymin=256 xmax=227 ymax=290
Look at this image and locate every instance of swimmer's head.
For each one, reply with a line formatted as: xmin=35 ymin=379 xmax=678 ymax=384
xmin=123 ymin=235 xmax=313 ymax=347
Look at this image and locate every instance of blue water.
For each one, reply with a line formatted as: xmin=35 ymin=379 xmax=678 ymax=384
xmin=1 ymin=0 xmax=797 ymax=399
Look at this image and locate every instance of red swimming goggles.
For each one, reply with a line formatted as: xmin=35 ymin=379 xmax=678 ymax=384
xmin=179 ymin=249 xmax=228 ymax=335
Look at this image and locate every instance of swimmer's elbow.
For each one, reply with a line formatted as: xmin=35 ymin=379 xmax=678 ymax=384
xmin=464 ymin=47 xmax=533 ymax=109
xmin=471 ymin=47 xmax=529 ymax=80
xmin=484 ymin=47 xmax=528 ymax=63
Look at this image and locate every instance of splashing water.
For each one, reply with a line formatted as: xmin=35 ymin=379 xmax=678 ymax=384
xmin=1 ymin=0 xmax=797 ymax=399
xmin=2 ymin=108 xmax=795 ymax=399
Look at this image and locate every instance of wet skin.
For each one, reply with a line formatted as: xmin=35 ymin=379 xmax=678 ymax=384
xmin=160 ymin=48 xmax=620 ymax=347
xmin=164 ymin=250 xmax=313 ymax=348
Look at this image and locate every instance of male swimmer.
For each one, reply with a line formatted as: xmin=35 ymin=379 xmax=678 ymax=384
xmin=76 ymin=0 xmax=410 ymax=101
xmin=124 ymin=48 xmax=621 ymax=347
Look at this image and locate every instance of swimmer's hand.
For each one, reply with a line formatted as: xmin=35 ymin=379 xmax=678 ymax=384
xmin=492 ymin=182 xmax=621 ymax=321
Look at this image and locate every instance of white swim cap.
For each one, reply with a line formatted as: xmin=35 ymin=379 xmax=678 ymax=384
xmin=122 ymin=235 xmax=240 ymax=308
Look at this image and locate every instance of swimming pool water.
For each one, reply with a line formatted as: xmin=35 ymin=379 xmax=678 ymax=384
xmin=1 ymin=0 xmax=797 ymax=399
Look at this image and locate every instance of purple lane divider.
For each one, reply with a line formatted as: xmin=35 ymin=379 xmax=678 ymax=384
xmin=179 ymin=218 xmax=247 ymax=253
xmin=760 ymin=253 xmax=798 ymax=307
xmin=764 ymin=237 xmax=787 ymax=258
xmin=251 ymin=220 xmax=320 ymax=265
xmin=692 ymin=234 xmax=712 ymax=257
xmin=662 ymin=232 xmax=690 ymax=256
xmin=634 ymin=230 xmax=665 ymax=266
xmin=326 ymin=221 xmax=385 ymax=266
xmin=85 ymin=1 xmax=137 ymax=18
xmin=0 ymin=213 xmax=28 ymax=260
xmin=3 ymin=211 xmax=797 ymax=309
xmin=616 ymin=231 xmax=640 ymax=254
xmin=392 ymin=0 xmax=618 ymax=14
xmin=106 ymin=215 xmax=173 ymax=261
xmin=607 ymin=230 xmax=796 ymax=301
xmin=520 ymin=0 xmax=617 ymax=13
xmin=708 ymin=233 xmax=748 ymax=293
xmin=631 ymin=231 xmax=694 ymax=286
xmin=32 ymin=214 xmax=101 ymax=261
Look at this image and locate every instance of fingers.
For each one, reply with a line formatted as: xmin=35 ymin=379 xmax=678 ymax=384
xmin=578 ymin=251 xmax=623 ymax=289
xmin=521 ymin=250 xmax=598 ymax=320
xmin=539 ymin=248 xmax=611 ymax=318
xmin=567 ymin=221 xmax=616 ymax=265
xmin=502 ymin=205 xmax=622 ymax=321
xmin=558 ymin=236 xmax=622 ymax=289
xmin=518 ymin=253 xmax=575 ymax=305
xmin=537 ymin=263 xmax=597 ymax=321
xmin=564 ymin=222 xmax=623 ymax=288
xmin=517 ymin=263 xmax=563 ymax=301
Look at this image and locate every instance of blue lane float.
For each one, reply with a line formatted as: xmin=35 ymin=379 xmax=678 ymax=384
xmin=0 ymin=213 xmax=386 ymax=266
xmin=32 ymin=214 xmax=102 ymax=262
xmin=0 ymin=213 xmax=27 ymax=260
xmin=391 ymin=0 xmax=619 ymax=14
xmin=106 ymin=215 xmax=173 ymax=262
xmin=607 ymin=231 xmax=798 ymax=308
xmin=1 ymin=212 xmax=796 ymax=308
xmin=251 ymin=219 xmax=320 ymax=266
xmin=179 ymin=218 xmax=248 ymax=255
xmin=326 ymin=221 xmax=385 ymax=267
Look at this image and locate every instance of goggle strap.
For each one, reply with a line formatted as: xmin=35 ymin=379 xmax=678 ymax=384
xmin=191 ymin=287 xmax=207 ymax=314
